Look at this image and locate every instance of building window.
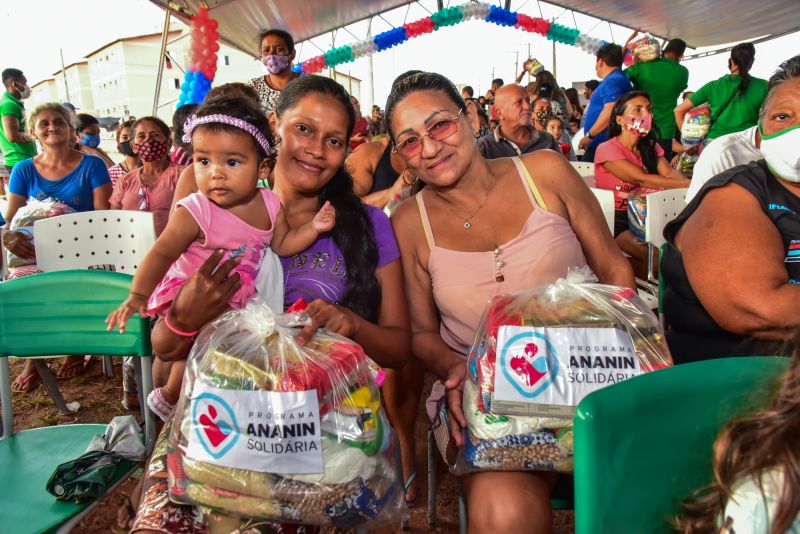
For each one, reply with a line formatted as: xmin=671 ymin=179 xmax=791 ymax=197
xmin=166 ymin=57 xmax=173 ymax=69
xmin=224 ymin=55 xmax=230 ymax=66
xmin=174 ymin=78 xmax=180 ymax=89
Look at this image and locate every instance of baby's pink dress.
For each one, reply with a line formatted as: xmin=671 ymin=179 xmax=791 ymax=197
xmin=147 ymin=189 xmax=280 ymax=315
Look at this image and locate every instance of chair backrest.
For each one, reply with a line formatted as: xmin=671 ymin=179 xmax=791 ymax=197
xmin=33 ymin=210 xmax=156 ymax=274
xmin=588 ymin=187 xmax=615 ymax=234
xmin=644 ymin=189 xmax=687 ymax=250
xmin=574 ymin=356 xmax=789 ymax=534
xmin=570 ymin=161 xmax=595 ymax=178
xmin=0 ymin=270 xmax=151 ymax=358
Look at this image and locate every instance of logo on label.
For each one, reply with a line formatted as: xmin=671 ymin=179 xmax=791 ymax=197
xmin=499 ymin=332 xmax=558 ymax=398
xmin=192 ymin=392 xmax=239 ymax=459
xmin=786 ymin=241 xmax=800 ymax=263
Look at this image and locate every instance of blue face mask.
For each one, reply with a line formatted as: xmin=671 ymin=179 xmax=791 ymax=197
xmin=80 ymin=133 xmax=101 ymax=149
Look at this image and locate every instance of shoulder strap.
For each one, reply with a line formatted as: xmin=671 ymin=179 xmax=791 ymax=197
xmin=176 ymin=192 xmax=210 ymax=230
xmin=512 ymin=157 xmax=548 ymax=210
xmin=260 ymin=189 xmax=282 ymax=226
xmin=415 ymin=193 xmax=435 ymax=249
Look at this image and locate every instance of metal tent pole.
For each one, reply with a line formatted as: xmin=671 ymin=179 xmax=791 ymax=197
xmin=152 ymin=9 xmax=172 ymax=115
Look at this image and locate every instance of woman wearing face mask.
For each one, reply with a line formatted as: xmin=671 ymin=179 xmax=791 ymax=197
xmin=75 ymin=113 xmax=115 ymax=167
xmin=107 ymin=119 xmax=140 ymax=188
xmin=674 ymin=42 xmax=768 ymax=142
xmin=594 ymin=91 xmax=689 ymax=276
xmin=109 ymin=116 xmax=182 ymax=236
xmin=522 ymin=70 xmax=573 ymax=124
xmin=661 ymin=56 xmax=800 ymax=365
xmin=3 ymin=102 xmax=112 ymax=391
xmin=248 ymin=28 xmax=301 ymax=118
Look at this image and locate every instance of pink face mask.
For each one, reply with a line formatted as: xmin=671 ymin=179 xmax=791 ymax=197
xmin=623 ymin=113 xmax=653 ymax=137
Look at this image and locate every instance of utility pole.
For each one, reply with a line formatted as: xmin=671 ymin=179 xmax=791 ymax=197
xmin=527 ymin=43 xmax=531 ymax=83
xmin=59 ymin=49 xmax=70 ymax=103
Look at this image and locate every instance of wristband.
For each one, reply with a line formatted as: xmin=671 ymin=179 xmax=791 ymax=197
xmin=164 ymin=313 xmax=198 ymax=337
xmin=586 ymin=132 xmax=595 ymax=139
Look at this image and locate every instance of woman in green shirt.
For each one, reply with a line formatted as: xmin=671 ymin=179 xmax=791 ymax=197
xmin=674 ymin=43 xmax=768 ymax=141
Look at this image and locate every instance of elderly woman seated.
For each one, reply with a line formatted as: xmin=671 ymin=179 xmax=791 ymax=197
xmin=661 ymin=55 xmax=800 ymax=364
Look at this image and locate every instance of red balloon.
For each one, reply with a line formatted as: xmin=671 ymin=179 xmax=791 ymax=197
xmin=210 ymin=42 xmax=220 ymax=52
xmin=209 ymin=19 xmax=219 ymax=30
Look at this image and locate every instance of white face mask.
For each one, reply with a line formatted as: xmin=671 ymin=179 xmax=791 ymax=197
xmin=15 ymin=81 xmax=31 ymax=100
xmin=760 ymin=125 xmax=800 ymax=183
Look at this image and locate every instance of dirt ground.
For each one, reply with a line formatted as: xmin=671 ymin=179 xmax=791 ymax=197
xmin=9 ymin=358 xmax=574 ymax=533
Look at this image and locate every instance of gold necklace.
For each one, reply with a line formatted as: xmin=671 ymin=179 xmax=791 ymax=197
xmin=433 ymin=176 xmax=495 ymax=229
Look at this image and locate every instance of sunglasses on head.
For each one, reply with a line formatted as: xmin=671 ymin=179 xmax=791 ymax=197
xmin=393 ymin=108 xmax=463 ymax=158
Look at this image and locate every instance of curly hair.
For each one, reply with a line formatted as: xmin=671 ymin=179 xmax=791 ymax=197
xmin=679 ymin=351 xmax=800 ymax=534
xmin=28 ymin=102 xmax=76 ymax=133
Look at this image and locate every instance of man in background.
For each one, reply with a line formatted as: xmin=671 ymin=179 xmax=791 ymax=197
xmin=579 ymin=45 xmax=632 ymax=161
xmin=479 ymin=84 xmax=559 ymax=159
xmin=0 ymin=68 xmax=37 ymax=187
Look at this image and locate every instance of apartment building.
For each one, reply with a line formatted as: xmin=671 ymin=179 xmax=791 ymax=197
xmin=30 ymin=78 xmax=58 ymax=105
xmin=29 ymin=24 xmax=361 ymax=125
xmin=53 ymin=61 xmax=95 ymax=114
xmin=86 ymin=28 xmax=263 ymax=123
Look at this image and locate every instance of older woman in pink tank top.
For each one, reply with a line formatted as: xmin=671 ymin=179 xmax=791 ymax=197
xmin=388 ymin=72 xmax=634 ymax=533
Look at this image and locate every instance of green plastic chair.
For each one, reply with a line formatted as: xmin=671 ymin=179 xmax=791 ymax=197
xmin=573 ymin=356 xmax=788 ymax=534
xmin=0 ymin=270 xmax=156 ymax=534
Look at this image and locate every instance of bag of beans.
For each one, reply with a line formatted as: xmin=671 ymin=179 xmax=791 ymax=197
xmin=456 ymin=268 xmax=671 ymax=473
xmin=167 ymin=299 xmax=406 ymax=528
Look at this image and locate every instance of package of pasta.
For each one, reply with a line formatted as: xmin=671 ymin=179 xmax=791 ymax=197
xmin=167 ymin=299 xmax=406 ymax=528
xmin=629 ymin=34 xmax=661 ymax=63
xmin=459 ymin=269 xmax=671 ymax=472
xmin=681 ymin=104 xmax=711 ymax=147
xmin=6 ymin=198 xmax=75 ymax=268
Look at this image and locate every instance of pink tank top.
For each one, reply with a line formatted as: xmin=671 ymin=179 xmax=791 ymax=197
xmin=417 ymin=157 xmax=589 ymax=356
xmin=147 ymin=188 xmax=281 ymax=314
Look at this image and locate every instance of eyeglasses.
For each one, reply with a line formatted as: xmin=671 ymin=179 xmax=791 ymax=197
xmin=393 ymin=108 xmax=463 ymax=158
xmin=137 ymin=185 xmax=150 ymax=211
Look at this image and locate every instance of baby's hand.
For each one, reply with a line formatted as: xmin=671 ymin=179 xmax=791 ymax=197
xmin=105 ymin=293 xmax=149 ymax=334
xmin=312 ymin=201 xmax=336 ymax=233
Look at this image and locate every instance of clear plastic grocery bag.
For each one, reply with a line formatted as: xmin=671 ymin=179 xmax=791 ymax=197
xmin=681 ymin=104 xmax=711 ymax=148
xmin=6 ymin=197 xmax=75 ymax=268
xmin=168 ymin=299 xmax=406 ymax=528
xmin=458 ymin=269 xmax=672 ymax=473
xmin=630 ymin=34 xmax=661 ymax=63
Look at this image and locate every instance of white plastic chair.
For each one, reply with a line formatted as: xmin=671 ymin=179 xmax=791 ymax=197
xmin=644 ymin=188 xmax=688 ymax=280
xmin=570 ymin=160 xmax=595 ymax=178
xmin=33 ymin=210 xmax=156 ymax=274
xmin=589 ymin=187 xmax=615 ymax=235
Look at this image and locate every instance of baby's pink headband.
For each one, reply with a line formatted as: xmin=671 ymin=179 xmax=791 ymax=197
xmin=182 ymin=114 xmax=273 ymax=155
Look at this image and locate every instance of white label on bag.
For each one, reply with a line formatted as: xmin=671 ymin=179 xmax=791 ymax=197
xmin=185 ymin=383 xmax=323 ymax=474
xmin=492 ymin=326 xmax=641 ymax=416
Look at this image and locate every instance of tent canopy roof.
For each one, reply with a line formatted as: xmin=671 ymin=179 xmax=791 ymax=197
xmin=148 ymin=0 xmax=800 ymax=57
